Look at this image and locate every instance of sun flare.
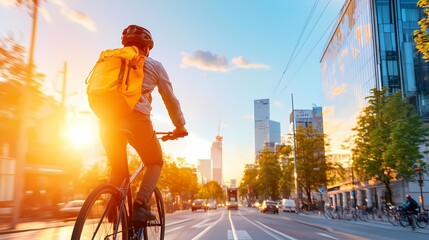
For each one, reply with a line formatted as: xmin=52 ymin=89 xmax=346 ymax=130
xmin=65 ymin=121 xmax=97 ymax=147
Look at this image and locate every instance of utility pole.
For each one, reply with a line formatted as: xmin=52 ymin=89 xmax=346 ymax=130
xmin=12 ymin=0 xmax=39 ymax=229
xmin=61 ymin=61 xmax=67 ymax=107
xmin=291 ymin=93 xmax=299 ymax=206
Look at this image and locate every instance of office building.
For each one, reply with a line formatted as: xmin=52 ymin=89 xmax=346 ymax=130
xmin=197 ymin=159 xmax=212 ymax=184
xmin=289 ymin=106 xmax=324 ymax=134
xmin=321 ymin=0 xmax=428 ymax=209
xmin=211 ymin=135 xmax=223 ymax=184
xmin=254 ymin=99 xmax=281 ymax=156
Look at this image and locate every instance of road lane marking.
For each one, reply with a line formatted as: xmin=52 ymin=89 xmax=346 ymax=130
xmin=166 ymin=218 xmax=193 ymax=227
xmin=191 ymin=218 xmax=211 ymax=228
xmin=239 ymin=212 xmax=297 ymax=240
xmin=317 ymin=232 xmax=340 ymax=240
xmin=255 ymin=221 xmax=299 ymax=240
xmin=229 ymin=210 xmax=238 ymax=240
xmin=191 ymin=212 xmax=225 ymax=240
xmin=166 ymin=226 xmax=184 ymax=234
xmin=228 ymin=230 xmax=252 ymax=240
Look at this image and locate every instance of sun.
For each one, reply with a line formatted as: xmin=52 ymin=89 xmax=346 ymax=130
xmin=64 ymin=119 xmax=97 ymax=147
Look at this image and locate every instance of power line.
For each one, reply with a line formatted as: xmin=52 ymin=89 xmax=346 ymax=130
xmin=271 ymin=0 xmax=320 ymax=96
xmin=280 ymin=2 xmax=339 ymax=93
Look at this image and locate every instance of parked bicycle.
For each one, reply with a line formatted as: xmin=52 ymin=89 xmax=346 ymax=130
xmin=71 ymin=131 xmax=184 ymax=240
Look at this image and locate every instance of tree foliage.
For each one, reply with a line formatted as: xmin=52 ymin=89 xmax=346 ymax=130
xmin=352 ymin=88 xmax=429 ymax=203
xmin=197 ymin=181 xmax=225 ymax=202
xmin=414 ymin=0 xmax=429 ymax=61
xmin=258 ymin=148 xmax=282 ymax=200
xmin=238 ymin=164 xmax=260 ymax=202
xmin=158 ymin=156 xmax=199 ymax=203
xmin=278 ymin=145 xmax=295 ymax=199
xmin=295 ymin=125 xmax=328 ymax=204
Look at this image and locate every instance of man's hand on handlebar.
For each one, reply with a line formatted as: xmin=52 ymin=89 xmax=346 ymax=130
xmin=158 ymin=126 xmax=188 ymax=141
xmin=173 ymin=126 xmax=188 ymax=137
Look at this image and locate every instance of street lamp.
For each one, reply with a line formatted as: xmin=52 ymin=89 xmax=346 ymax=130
xmin=415 ymin=167 xmax=424 ymax=211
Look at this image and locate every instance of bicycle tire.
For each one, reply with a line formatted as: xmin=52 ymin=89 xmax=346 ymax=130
xmin=358 ymin=210 xmax=367 ymax=222
xmin=387 ymin=214 xmax=398 ymax=226
xmin=416 ymin=213 xmax=429 ymax=228
xmin=71 ymin=183 xmax=128 ymax=240
xmin=398 ymin=213 xmax=409 ymax=227
xmin=143 ymin=187 xmax=165 ymax=240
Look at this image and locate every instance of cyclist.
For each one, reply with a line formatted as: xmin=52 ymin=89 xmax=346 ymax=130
xmin=99 ymin=24 xmax=187 ymax=227
xmin=403 ymin=194 xmax=419 ymax=230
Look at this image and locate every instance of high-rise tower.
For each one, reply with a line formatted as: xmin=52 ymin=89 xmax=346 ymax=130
xmin=254 ymin=99 xmax=281 ymax=157
xmin=211 ymin=129 xmax=223 ymax=185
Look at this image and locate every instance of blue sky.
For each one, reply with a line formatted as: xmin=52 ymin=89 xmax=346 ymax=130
xmin=0 ymin=0 xmax=344 ymax=183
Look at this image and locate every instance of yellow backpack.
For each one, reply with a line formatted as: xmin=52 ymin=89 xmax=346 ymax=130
xmin=86 ymin=46 xmax=145 ymax=119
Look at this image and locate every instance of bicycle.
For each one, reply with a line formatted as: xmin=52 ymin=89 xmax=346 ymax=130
xmin=416 ymin=209 xmax=429 ymax=228
xmin=71 ymin=131 xmax=185 ymax=240
xmin=386 ymin=204 xmax=399 ymax=226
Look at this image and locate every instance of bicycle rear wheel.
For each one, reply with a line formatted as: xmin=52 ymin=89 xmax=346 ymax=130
xmin=71 ymin=183 xmax=128 ymax=240
xmin=144 ymin=187 xmax=165 ymax=240
xmin=398 ymin=213 xmax=409 ymax=227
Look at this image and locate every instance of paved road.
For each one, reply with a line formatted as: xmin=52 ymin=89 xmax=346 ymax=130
xmin=1 ymin=207 xmax=428 ymax=239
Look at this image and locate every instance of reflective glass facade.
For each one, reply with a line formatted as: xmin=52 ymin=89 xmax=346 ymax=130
xmin=254 ymin=99 xmax=281 ymax=155
xmin=321 ymin=0 xmax=429 ymax=154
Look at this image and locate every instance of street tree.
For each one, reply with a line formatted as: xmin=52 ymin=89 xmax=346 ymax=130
xmin=158 ymin=157 xmax=198 ymax=204
xmin=258 ymin=148 xmax=282 ymax=200
xmin=198 ymin=181 xmax=225 ymax=202
xmin=0 ymin=35 xmax=45 ymax=145
xmin=277 ymin=144 xmax=295 ymax=199
xmin=238 ymin=164 xmax=260 ymax=204
xmin=295 ymin=125 xmax=328 ymax=205
xmin=352 ymin=88 xmax=429 ymax=203
xmin=414 ymin=0 xmax=429 ymax=61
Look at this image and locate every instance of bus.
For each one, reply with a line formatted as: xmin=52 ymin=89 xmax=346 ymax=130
xmin=226 ymin=188 xmax=238 ymax=210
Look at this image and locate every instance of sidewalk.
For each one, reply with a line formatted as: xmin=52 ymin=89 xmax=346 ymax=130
xmin=290 ymin=210 xmax=429 ymax=234
xmin=0 ymin=218 xmax=72 ymax=234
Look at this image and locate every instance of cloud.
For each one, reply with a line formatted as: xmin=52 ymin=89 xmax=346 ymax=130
xmin=181 ymin=50 xmax=230 ymax=72
xmin=231 ymin=56 xmax=269 ymax=69
xmin=273 ymin=100 xmax=283 ymax=108
xmin=51 ymin=0 xmax=96 ymax=32
xmin=243 ymin=114 xmax=254 ymax=120
xmin=181 ymin=50 xmax=270 ymax=72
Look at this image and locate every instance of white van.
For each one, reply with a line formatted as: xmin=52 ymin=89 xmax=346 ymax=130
xmin=282 ymin=199 xmax=297 ymax=212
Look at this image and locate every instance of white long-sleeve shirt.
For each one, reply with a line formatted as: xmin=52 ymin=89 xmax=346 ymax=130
xmin=134 ymin=57 xmax=186 ymax=128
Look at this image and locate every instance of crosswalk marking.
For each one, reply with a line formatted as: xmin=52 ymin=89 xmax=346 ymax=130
xmin=228 ymin=230 xmax=252 ymax=240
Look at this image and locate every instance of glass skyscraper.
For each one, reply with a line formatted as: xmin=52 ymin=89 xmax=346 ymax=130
xmin=254 ymin=99 xmax=281 ymax=157
xmin=321 ymin=0 xmax=428 ymax=208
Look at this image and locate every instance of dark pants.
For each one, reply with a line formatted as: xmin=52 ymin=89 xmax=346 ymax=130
xmin=100 ymin=110 xmax=163 ymax=205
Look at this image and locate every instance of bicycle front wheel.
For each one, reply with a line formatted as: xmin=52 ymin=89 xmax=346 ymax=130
xmin=387 ymin=213 xmax=398 ymax=226
xmin=71 ymin=183 xmax=128 ymax=240
xmin=416 ymin=213 xmax=429 ymax=228
xmin=144 ymin=187 xmax=165 ymax=240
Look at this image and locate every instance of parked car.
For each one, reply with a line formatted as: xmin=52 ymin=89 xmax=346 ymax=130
xmin=282 ymin=199 xmax=297 ymax=212
xmin=207 ymin=200 xmax=217 ymax=210
xmin=59 ymin=200 xmax=85 ymax=219
xmin=260 ymin=200 xmax=279 ymax=214
xmin=191 ymin=199 xmax=208 ymax=212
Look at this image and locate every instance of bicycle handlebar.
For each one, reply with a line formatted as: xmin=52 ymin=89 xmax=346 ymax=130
xmin=156 ymin=131 xmax=188 ymax=142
